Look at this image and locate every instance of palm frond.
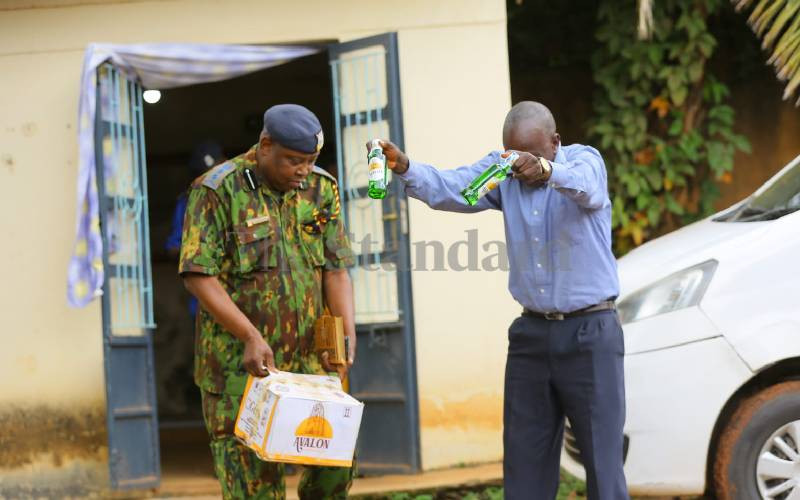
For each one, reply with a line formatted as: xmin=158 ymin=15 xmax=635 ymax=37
xmin=734 ymin=0 xmax=800 ymax=105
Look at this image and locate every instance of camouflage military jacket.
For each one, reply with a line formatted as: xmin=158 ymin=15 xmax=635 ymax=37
xmin=179 ymin=146 xmax=354 ymax=395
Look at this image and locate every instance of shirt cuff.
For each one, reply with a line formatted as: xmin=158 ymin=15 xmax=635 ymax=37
xmin=179 ymin=262 xmax=219 ymax=276
xmin=396 ymin=160 xmax=423 ymax=184
xmin=325 ymin=249 xmax=356 ymax=270
xmin=547 ymin=161 xmax=569 ymax=188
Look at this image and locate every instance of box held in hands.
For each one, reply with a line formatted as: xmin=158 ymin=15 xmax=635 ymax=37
xmin=234 ymin=371 xmax=363 ymax=467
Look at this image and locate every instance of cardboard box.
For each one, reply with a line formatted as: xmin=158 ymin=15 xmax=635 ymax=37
xmin=234 ymin=371 xmax=363 ymax=467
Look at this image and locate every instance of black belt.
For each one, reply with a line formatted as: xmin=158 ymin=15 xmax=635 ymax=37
xmin=522 ymin=300 xmax=616 ymax=321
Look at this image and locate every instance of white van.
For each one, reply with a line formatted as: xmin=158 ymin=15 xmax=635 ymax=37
xmin=561 ymin=155 xmax=800 ymax=499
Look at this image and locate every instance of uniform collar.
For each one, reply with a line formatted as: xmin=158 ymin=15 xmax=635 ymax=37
xmin=262 ymin=185 xmax=298 ymax=203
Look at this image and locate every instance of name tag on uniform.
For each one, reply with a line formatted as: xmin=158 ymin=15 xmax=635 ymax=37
xmin=245 ymin=214 xmax=270 ymax=227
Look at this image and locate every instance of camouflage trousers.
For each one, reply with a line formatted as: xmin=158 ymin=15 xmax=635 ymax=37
xmin=202 ymin=391 xmax=355 ymax=499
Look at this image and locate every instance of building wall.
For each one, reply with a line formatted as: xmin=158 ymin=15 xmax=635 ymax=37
xmin=398 ymin=22 xmax=514 ymax=469
xmin=0 ymin=49 xmax=110 ymax=496
xmin=0 ymin=0 xmax=512 ymax=491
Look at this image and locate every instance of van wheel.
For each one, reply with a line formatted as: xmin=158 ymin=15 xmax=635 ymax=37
xmin=713 ymin=381 xmax=800 ymax=500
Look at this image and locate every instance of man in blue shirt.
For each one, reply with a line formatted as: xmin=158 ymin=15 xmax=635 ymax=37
xmin=376 ymin=101 xmax=628 ymax=499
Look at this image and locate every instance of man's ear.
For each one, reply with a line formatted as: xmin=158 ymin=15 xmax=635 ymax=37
xmin=552 ymin=133 xmax=561 ymax=149
xmin=259 ymin=134 xmax=272 ymax=152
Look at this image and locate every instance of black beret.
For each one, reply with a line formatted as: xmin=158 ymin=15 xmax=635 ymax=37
xmin=263 ymin=104 xmax=324 ymax=154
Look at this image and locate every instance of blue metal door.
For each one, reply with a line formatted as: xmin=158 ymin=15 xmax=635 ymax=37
xmin=95 ymin=64 xmax=160 ymax=490
xmin=329 ymin=33 xmax=421 ymax=474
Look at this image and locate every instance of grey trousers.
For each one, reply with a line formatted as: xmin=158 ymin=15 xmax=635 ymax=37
xmin=503 ymin=310 xmax=629 ymax=500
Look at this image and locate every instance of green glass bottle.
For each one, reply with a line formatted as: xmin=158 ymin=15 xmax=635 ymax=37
xmin=367 ymin=139 xmax=388 ymax=199
xmin=461 ymin=152 xmax=519 ymax=206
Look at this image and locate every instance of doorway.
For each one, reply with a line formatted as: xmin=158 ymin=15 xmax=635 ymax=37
xmin=143 ymin=47 xmax=339 ymax=480
xmin=96 ymin=33 xmax=419 ymax=490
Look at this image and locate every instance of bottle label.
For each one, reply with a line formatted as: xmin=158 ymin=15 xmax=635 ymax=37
xmin=368 ymin=157 xmax=385 ymax=182
xmin=476 ymin=178 xmax=500 ymax=198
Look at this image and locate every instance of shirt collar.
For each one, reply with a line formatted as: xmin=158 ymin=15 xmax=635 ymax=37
xmin=261 ymin=182 xmax=298 ymax=202
xmin=554 ymin=143 xmax=566 ymax=164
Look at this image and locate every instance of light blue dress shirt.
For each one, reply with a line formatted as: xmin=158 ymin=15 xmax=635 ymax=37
xmin=398 ymin=144 xmax=619 ymax=314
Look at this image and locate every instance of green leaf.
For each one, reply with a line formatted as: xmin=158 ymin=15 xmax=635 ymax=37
xmin=625 ymin=174 xmax=641 ymax=196
xmin=636 ymin=192 xmax=651 ymax=210
xmin=665 ymin=193 xmax=685 ymax=215
xmin=645 ymin=169 xmax=663 ymax=190
xmin=732 ymin=134 xmax=752 ymax=153
xmin=648 ymin=45 xmax=664 ymax=65
xmin=667 ymin=71 xmax=684 ymax=93
xmin=698 ymin=33 xmax=717 ymax=57
xmin=647 ymin=203 xmax=662 ymax=227
xmin=688 ymin=60 xmax=704 ymax=83
xmin=707 ymin=141 xmax=733 ymax=172
xmin=668 ymin=117 xmax=684 ymax=136
xmin=708 ymin=104 xmax=735 ymax=125
xmin=612 ymin=196 xmax=626 ymax=228
xmin=613 ymin=136 xmax=625 ymax=153
xmin=671 ymin=85 xmax=689 ymax=106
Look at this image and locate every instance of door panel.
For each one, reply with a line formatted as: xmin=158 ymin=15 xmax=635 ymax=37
xmin=329 ymin=32 xmax=420 ymax=474
xmin=95 ymin=64 xmax=160 ymax=489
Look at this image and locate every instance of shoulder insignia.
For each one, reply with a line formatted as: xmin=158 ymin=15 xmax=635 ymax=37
xmin=312 ymin=165 xmax=338 ymax=184
xmin=201 ymin=161 xmax=237 ymax=189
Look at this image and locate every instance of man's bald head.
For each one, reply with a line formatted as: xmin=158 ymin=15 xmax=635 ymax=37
xmin=502 ymin=101 xmax=560 ymax=161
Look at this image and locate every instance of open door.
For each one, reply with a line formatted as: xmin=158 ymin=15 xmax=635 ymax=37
xmin=95 ymin=64 xmax=161 ymax=490
xmin=329 ymin=33 xmax=421 ymax=474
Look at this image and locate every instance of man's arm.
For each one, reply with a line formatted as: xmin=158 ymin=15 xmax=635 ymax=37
xmin=375 ymin=140 xmax=502 ymax=212
xmin=183 ymin=274 xmax=275 ymax=377
xmin=178 ymin=185 xmax=275 ymax=377
xmin=322 ymin=269 xmax=355 ymax=380
xmin=512 ymin=146 xmax=609 ymax=210
xmin=548 ymin=145 xmax=609 ymax=210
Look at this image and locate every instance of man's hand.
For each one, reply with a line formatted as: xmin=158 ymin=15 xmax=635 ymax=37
xmin=243 ymin=333 xmax=276 ymax=377
xmin=320 ymin=341 xmax=355 ymax=381
xmin=366 ymin=139 xmax=410 ymax=174
xmin=183 ymin=274 xmax=277 ymax=378
xmin=508 ymin=151 xmax=550 ymax=187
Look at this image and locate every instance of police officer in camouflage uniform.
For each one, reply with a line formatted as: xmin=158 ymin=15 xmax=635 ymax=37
xmin=179 ymin=104 xmax=357 ymax=499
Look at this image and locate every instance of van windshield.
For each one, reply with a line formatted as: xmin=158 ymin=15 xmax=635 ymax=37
xmin=718 ymin=156 xmax=800 ymax=222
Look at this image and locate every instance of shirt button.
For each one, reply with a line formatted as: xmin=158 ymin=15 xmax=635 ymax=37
xmin=539 ymin=288 xmax=545 ymax=294
xmin=533 ymin=210 xmax=539 ymax=215
xmin=534 ymin=237 xmax=540 ymax=243
xmin=536 ymin=263 xmax=542 ymax=268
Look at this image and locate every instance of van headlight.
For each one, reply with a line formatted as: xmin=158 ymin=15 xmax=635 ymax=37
xmin=617 ymin=260 xmax=718 ymax=324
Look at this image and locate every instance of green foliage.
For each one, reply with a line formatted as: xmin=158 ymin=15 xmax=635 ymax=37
xmin=557 ymin=469 xmax=587 ymax=498
xmin=590 ymin=0 xmax=751 ymax=253
xmin=357 ymin=483 xmax=504 ymax=500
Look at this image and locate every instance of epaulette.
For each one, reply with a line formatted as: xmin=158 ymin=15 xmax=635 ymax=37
xmin=201 ymin=161 xmax=237 ymax=189
xmin=312 ymin=165 xmax=338 ymax=184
